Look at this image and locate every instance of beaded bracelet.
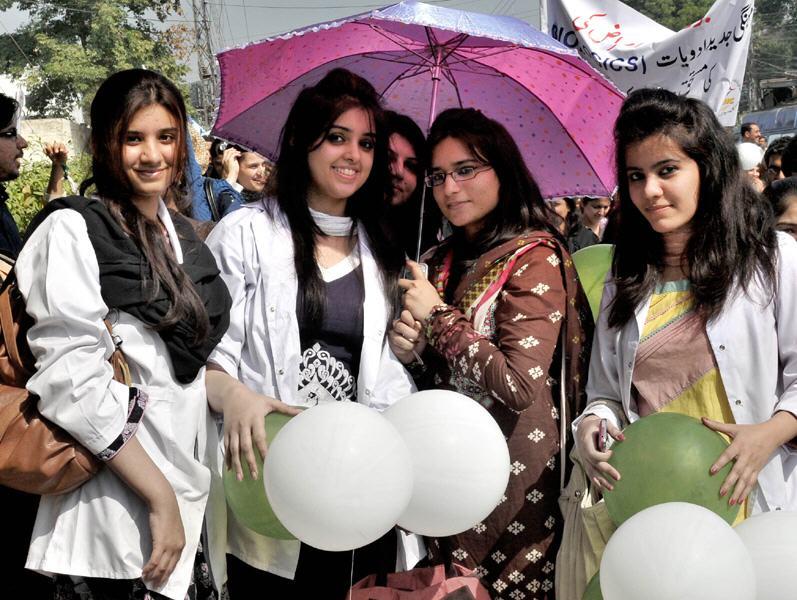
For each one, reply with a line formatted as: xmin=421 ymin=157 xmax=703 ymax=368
xmin=423 ymin=302 xmax=453 ymax=341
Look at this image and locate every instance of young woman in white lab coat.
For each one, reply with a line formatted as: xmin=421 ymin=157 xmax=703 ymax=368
xmin=16 ymin=69 xmax=231 ymax=600
xmin=205 ymin=68 xmax=420 ymax=600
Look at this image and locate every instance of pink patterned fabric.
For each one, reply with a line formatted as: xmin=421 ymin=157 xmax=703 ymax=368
xmin=213 ymin=1 xmax=624 ymax=198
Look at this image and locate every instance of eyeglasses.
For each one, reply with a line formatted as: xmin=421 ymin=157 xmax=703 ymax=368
xmin=0 ymin=127 xmax=18 ymax=140
xmin=424 ymin=164 xmax=492 ymax=187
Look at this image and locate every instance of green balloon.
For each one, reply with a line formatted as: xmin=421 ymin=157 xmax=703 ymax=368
xmin=223 ymin=412 xmax=295 ymax=539
xmin=571 ymin=244 xmax=613 ymax=321
xmin=582 ymin=571 xmax=603 ymax=600
xmin=604 ymin=412 xmax=739 ymax=526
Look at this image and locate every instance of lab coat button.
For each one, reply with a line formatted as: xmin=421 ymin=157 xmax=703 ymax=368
xmin=278 ymin=368 xmax=284 ymax=375
xmin=735 ymin=399 xmax=742 ymax=406
xmin=719 ymin=344 xmax=726 ymax=351
xmin=269 ymin=306 xmax=276 ymax=312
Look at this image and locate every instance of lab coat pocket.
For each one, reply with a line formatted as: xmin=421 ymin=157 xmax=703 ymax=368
xmin=136 ymin=386 xmax=182 ymax=469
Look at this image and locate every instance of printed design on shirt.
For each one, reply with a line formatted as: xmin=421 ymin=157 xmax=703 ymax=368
xmin=297 ymin=342 xmax=356 ymax=405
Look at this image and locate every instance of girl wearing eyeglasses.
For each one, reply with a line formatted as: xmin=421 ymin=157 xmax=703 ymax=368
xmin=389 ymin=107 xmax=592 ymax=598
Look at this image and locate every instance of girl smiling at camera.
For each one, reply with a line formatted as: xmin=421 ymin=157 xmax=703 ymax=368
xmin=203 ymin=68 xmax=419 ymax=599
xmin=574 ymin=89 xmax=797 ymax=521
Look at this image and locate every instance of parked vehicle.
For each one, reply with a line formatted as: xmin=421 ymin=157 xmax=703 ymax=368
xmin=742 ymin=105 xmax=797 ymax=142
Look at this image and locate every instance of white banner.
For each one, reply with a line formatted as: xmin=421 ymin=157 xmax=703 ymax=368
xmin=544 ymin=0 xmax=753 ymax=126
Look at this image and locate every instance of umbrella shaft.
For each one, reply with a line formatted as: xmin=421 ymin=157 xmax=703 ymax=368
xmin=427 ymin=46 xmax=444 ymax=133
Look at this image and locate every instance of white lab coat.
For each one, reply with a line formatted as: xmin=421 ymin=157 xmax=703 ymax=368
xmin=576 ymin=232 xmax=797 ymax=513
xmin=16 ymin=204 xmax=225 ymax=600
xmin=205 ymin=201 xmax=422 ymax=578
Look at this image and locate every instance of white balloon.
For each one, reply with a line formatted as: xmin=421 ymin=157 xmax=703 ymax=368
xmin=735 ymin=510 xmax=797 ymax=600
xmin=384 ymin=390 xmax=510 ymax=536
xmin=263 ymin=402 xmax=413 ymax=551
xmin=600 ymin=502 xmax=756 ymax=600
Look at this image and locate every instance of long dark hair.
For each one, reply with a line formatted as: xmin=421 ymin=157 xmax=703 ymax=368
xmin=269 ymin=68 xmax=402 ymax=331
xmin=609 ymin=88 xmax=776 ymax=328
xmin=764 ymin=176 xmax=797 ymax=219
xmin=384 ymin=110 xmax=442 ymax=258
xmin=557 ymin=197 xmax=583 ymax=237
xmin=90 ymin=68 xmax=209 ymax=339
xmin=427 ymin=107 xmax=559 ymax=259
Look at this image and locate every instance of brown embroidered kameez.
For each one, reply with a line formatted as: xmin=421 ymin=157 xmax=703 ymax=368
xmin=417 ymin=231 xmax=592 ymax=600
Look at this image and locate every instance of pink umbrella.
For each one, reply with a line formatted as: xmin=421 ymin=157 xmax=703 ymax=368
xmin=212 ymin=0 xmax=624 ymax=199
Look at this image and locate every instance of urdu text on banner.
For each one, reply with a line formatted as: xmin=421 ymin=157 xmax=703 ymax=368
xmin=543 ymin=0 xmax=754 ymax=126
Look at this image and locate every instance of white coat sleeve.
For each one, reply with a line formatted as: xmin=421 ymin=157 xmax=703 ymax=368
xmin=15 ymin=210 xmax=137 ymax=456
xmin=205 ymin=216 xmax=248 ymax=377
xmin=368 ymin=341 xmax=417 ymax=412
xmin=774 ymin=233 xmax=797 ymax=424
xmin=573 ymin=279 xmax=626 ymax=435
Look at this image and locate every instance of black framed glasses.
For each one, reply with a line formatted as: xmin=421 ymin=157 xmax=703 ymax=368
xmin=424 ymin=164 xmax=492 ymax=188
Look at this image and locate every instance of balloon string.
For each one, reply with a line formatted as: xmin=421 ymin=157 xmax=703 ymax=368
xmin=348 ymin=549 xmax=355 ymax=600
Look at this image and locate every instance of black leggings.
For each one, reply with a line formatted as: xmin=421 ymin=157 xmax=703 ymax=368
xmin=226 ymin=528 xmax=398 ymax=600
xmin=2 ymin=486 xmax=54 ymax=598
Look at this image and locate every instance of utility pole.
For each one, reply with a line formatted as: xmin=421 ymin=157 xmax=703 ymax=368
xmin=746 ymin=29 xmax=761 ymax=113
xmin=191 ymin=0 xmax=219 ymax=128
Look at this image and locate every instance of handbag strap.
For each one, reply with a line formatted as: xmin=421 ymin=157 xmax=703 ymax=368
xmin=559 ymin=323 xmax=567 ymax=493
xmin=0 ymin=271 xmax=28 ymax=375
xmin=105 ymin=319 xmax=132 ymax=386
xmin=204 ymin=178 xmax=221 ymax=222
xmin=0 ymin=267 xmax=132 ymax=387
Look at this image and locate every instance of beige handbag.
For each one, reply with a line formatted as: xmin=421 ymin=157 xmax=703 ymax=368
xmin=555 ymin=449 xmax=616 ymax=600
xmin=553 ymin=323 xmax=621 ymax=600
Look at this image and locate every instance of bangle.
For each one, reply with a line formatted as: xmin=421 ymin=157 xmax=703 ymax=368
xmin=423 ymin=303 xmax=453 ymax=340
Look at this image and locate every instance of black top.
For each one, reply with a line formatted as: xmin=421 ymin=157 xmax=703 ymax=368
xmin=567 ymin=224 xmax=600 ymax=254
xmin=296 ymin=264 xmax=364 ymax=404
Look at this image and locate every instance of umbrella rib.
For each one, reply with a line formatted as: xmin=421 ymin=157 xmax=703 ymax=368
xmin=437 ymin=65 xmax=466 ymax=108
xmin=445 ymin=46 xmax=522 ymax=66
xmin=377 ymin=63 xmax=430 ymax=102
xmin=365 ymin=23 xmax=434 ymax=67
xmin=424 ymin=27 xmax=471 ymax=65
xmin=356 ymin=52 xmax=507 ymax=80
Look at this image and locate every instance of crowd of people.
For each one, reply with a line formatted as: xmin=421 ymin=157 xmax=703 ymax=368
xmin=1 ymin=64 xmax=796 ymax=600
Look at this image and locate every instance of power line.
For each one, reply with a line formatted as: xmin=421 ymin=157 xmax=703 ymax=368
xmin=240 ymin=0 xmax=251 ymax=44
xmin=0 ymin=18 xmax=58 ymax=98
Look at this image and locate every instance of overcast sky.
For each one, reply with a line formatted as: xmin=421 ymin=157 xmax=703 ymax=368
xmin=0 ymin=0 xmax=541 ymax=81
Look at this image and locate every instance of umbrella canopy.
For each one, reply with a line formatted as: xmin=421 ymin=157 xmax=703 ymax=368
xmin=212 ymin=0 xmax=624 ymax=198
